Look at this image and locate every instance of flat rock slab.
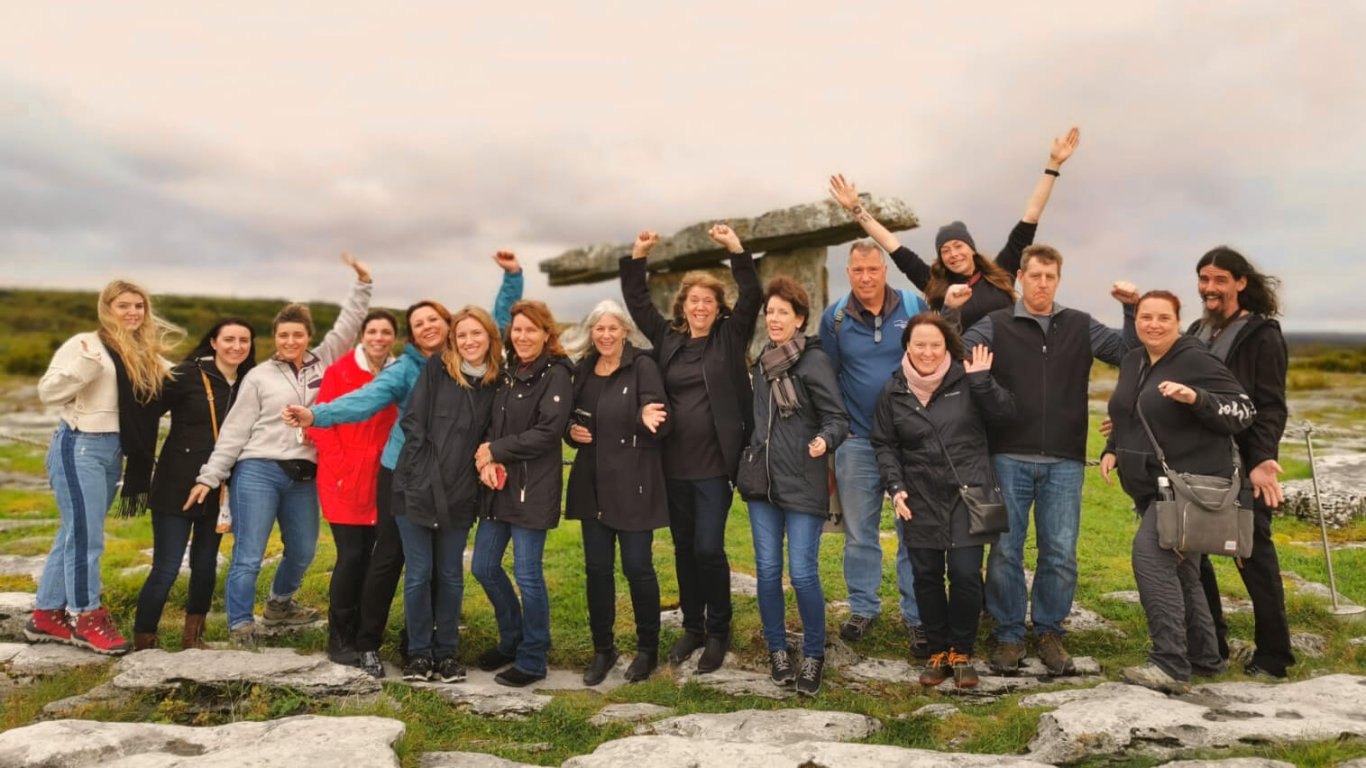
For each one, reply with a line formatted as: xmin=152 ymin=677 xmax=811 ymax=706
xmin=1156 ymin=760 xmax=1296 ymax=768
xmin=0 ymin=715 xmax=404 ymax=767
xmin=843 ymin=656 xmax=1102 ymax=696
xmin=672 ymin=657 xmax=794 ymax=700
xmin=562 ymin=735 xmax=1054 ymax=767
xmin=406 ymin=678 xmax=554 ymax=719
xmin=909 ymin=703 xmax=961 ymax=719
xmin=1026 ymin=674 xmax=1366 ymax=765
xmin=111 ymin=648 xmax=381 ymax=697
xmin=0 ymin=591 xmax=35 ymax=640
xmin=0 ymin=554 xmax=46 ymax=581
xmin=421 ymin=752 xmax=539 ymax=767
xmin=636 ymin=708 xmax=880 ymax=743
xmin=0 ymin=641 xmax=113 ymax=676
xmin=590 ymin=702 xmax=674 ymax=727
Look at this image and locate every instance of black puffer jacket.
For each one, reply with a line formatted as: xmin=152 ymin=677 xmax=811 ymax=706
xmin=565 ymin=344 xmax=671 ymax=531
xmin=619 ymin=251 xmax=761 ymax=480
xmin=871 ymin=361 xmax=1016 ymax=549
xmin=746 ymin=338 xmax=848 ymax=517
xmin=149 ymin=357 xmax=245 ymax=518
xmin=392 ymin=353 xmax=496 ymax=530
xmin=1105 ymin=335 xmax=1256 ymax=507
xmin=485 ymin=352 xmax=574 ymax=529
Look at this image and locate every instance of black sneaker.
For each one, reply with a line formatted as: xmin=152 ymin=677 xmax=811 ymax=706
xmin=839 ymin=614 xmax=875 ymax=642
xmin=402 ymin=655 xmax=434 ymax=682
xmin=769 ymin=648 xmax=795 ymax=686
xmin=582 ymin=648 xmax=619 ymax=686
xmin=668 ymin=631 xmax=705 ymax=665
xmin=696 ymin=632 xmax=729 ymax=674
xmin=795 ymin=655 xmax=824 ymax=697
xmin=435 ymin=656 xmax=467 ymax=683
xmin=476 ymin=647 xmax=516 ymax=672
xmin=1243 ymin=662 xmax=1287 ymax=680
xmin=623 ymin=650 xmax=658 ymax=683
xmin=907 ymin=622 xmax=930 ymax=659
xmin=358 ymin=650 xmax=385 ymax=679
xmin=494 ymin=667 xmax=545 ymax=687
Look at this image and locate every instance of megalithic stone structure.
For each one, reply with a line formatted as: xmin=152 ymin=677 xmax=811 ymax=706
xmin=540 ymin=194 xmax=919 ymax=357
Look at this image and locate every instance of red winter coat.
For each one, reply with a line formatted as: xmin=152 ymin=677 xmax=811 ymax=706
xmin=310 ymin=347 xmax=397 ymax=525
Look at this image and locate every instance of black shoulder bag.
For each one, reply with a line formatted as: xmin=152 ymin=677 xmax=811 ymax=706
xmin=914 ymin=410 xmax=1008 ymax=536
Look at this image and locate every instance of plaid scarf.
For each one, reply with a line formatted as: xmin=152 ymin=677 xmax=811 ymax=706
xmin=759 ymin=335 xmax=806 ymax=418
xmin=100 ymin=338 xmax=162 ymax=517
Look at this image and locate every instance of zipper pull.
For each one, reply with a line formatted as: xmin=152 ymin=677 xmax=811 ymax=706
xmin=520 ymin=487 xmax=526 ymax=503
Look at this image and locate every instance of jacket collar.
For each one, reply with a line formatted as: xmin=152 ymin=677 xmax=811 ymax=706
xmin=889 ymin=358 xmax=965 ymax=402
xmin=575 ymin=342 xmax=643 ymax=377
xmin=352 ymin=344 xmax=397 ymax=374
xmin=843 ymin=286 xmax=901 ymax=323
xmin=1013 ymin=299 xmax=1068 ymax=319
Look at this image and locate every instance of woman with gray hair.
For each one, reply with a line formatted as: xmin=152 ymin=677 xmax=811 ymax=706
xmin=564 ymin=300 xmax=671 ymax=685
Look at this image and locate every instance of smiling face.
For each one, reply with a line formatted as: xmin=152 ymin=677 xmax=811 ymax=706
xmin=1018 ymin=258 xmax=1061 ymax=315
xmin=361 ymin=318 xmax=397 ymax=361
xmin=273 ymin=322 xmax=310 ymax=364
xmin=109 ymin=291 xmax=146 ymax=331
xmin=765 ymin=295 xmax=803 ymax=346
xmin=846 ymin=248 xmax=887 ymax=307
xmin=939 ymin=240 xmax=976 ymax=277
xmin=211 ymin=323 xmax=253 ymax=369
xmin=905 ymin=323 xmax=948 ymax=376
xmin=591 ymin=313 xmax=626 ymax=359
xmin=409 ymin=306 xmax=450 ymax=355
xmin=454 ymin=317 xmax=490 ymax=365
xmin=1137 ymin=296 xmax=1182 ymax=355
xmin=683 ymin=285 xmax=720 ymax=337
xmin=1197 ymin=263 xmax=1247 ymax=321
xmin=509 ymin=312 xmax=548 ymax=363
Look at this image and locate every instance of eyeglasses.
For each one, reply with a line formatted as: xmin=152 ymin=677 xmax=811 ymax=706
xmin=874 ymin=314 xmax=883 ymax=344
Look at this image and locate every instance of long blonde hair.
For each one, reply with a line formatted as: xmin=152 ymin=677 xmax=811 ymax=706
xmin=442 ymin=306 xmax=503 ymax=388
xmin=96 ymin=280 xmax=183 ymax=401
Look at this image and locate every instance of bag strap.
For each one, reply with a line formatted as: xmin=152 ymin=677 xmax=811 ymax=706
xmin=200 ymin=368 xmax=220 ymax=442
xmin=910 ymin=405 xmax=968 ymax=489
xmin=1135 ymin=397 xmax=1242 ymax=511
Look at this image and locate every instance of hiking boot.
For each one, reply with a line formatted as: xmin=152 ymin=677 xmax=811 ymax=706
xmin=623 ymin=650 xmax=658 ymax=683
xmin=582 ymin=648 xmax=620 ymax=686
xmin=1036 ymin=633 xmax=1076 ymax=676
xmin=229 ymin=623 xmax=257 ymax=650
xmin=1122 ymin=662 xmax=1190 ymax=694
xmin=796 ymin=655 xmax=825 ymax=697
xmin=24 ymin=608 xmax=73 ymax=645
xmin=696 ymin=632 xmax=729 ymax=674
xmin=495 ymin=667 xmax=545 ymax=687
xmin=181 ymin=613 xmax=208 ymax=650
xmin=989 ymin=641 xmax=1026 ymax=675
xmin=402 ymin=655 xmax=434 ymax=682
xmin=919 ymin=652 xmax=952 ymax=686
xmin=668 ymin=630 xmax=705 ymax=665
xmin=261 ymin=597 xmax=319 ymax=626
xmin=839 ymin=614 xmax=876 ymax=642
xmin=769 ymin=648 xmax=796 ymax=686
xmin=133 ymin=632 xmax=159 ymax=651
xmin=435 ymin=656 xmax=467 ymax=683
xmin=71 ymin=608 xmax=130 ymax=655
xmin=476 ymin=647 xmax=516 ymax=672
xmin=359 ymin=650 xmax=385 ymax=679
xmin=907 ymin=622 xmax=930 ymax=659
xmin=1243 ymin=661 xmax=1287 ymax=680
xmin=949 ymin=650 xmax=978 ymax=688
xmin=1191 ymin=660 xmax=1227 ymax=678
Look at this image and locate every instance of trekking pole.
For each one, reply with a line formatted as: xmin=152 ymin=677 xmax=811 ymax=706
xmin=1304 ymin=422 xmax=1366 ymax=618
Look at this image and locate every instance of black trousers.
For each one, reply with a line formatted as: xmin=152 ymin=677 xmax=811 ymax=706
xmin=666 ymin=477 xmax=733 ymax=636
xmin=1199 ymin=497 xmax=1295 ymax=675
xmin=134 ymin=512 xmax=222 ymax=633
xmin=908 ymin=544 xmax=985 ymax=656
xmin=354 ymin=468 xmax=406 ymax=653
xmin=328 ymin=521 xmax=377 ymax=655
xmin=582 ymin=517 xmax=660 ymax=652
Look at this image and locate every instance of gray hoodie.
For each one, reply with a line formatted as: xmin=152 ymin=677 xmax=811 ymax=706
xmin=196 ymin=279 xmax=372 ymax=487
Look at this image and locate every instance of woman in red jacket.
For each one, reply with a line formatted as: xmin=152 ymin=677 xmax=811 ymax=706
xmin=311 ymin=309 xmax=399 ymax=664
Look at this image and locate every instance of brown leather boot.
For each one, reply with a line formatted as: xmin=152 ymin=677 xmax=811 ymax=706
xmin=181 ymin=614 xmax=208 ymax=650
xmin=133 ymin=632 xmax=159 ymax=651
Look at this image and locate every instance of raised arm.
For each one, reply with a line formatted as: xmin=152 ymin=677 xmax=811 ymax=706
xmin=492 ymin=251 xmax=524 ymax=333
xmin=1021 ymin=126 xmax=1080 ymax=224
xmin=1089 ymin=302 xmax=1138 ymax=367
xmin=710 ymin=223 xmax=762 ymax=336
xmin=830 ymin=175 xmax=903 ymax=254
xmin=964 ymin=346 xmax=1016 ymax=425
xmin=312 ymin=254 xmax=375 ymax=367
xmin=619 ymin=230 xmax=670 ymax=347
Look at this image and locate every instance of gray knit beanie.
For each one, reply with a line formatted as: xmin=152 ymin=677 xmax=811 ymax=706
xmin=934 ymin=221 xmax=976 ymax=255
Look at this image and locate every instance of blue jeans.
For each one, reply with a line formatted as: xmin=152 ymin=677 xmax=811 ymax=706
xmin=395 ymin=515 xmax=471 ymax=659
xmin=37 ymin=424 xmax=121 ymax=613
xmin=748 ymin=500 xmax=826 ymax=658
xmin=985 ymin=456 xmax=1084 ymax=643
xmin=224 ymin=459 xmax=320 ymax=629
xmin=834 ymin=437 xmax=918 ymax=624
xmin=134 ymin=511 xmax=222 ymax=632
xmin=471 ymin=519 xmax=549 ymax=677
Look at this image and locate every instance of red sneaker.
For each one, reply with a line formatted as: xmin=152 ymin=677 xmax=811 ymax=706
xmin=71 ymin=608 xmax=130 ymax=655
xmin=24 ymin=608 xmax=74 ymax=645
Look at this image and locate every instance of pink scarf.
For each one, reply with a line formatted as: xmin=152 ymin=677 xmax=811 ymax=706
xmin=901 ymin=353 xmax=950 ymax=406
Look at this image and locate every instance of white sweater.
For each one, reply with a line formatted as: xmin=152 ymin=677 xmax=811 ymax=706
xmin=38 ymin=332 xmax=119 ymax=433
xmin=197 ymin=279 xmax=373 ymax=487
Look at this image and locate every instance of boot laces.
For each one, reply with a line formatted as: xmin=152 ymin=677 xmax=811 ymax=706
xmin=947 ymin=650 xmax=971 ymax=666
xmin=771 ymin=650 xmax=792 ymax=674
xmin=798 ymin=656 xmax=821 ymax=682
xmin=927 ymin=651 xmax=950 ymax=668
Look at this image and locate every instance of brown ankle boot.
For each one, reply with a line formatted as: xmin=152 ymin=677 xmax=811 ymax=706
xmin=181 ymin=614 xmax=208 ymax=650
xmin=133 ymin=632 xmax=159 ymax=651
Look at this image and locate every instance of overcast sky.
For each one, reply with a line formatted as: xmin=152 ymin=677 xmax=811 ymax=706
xmin=2 ymin=2 xmax=1362 ymax=331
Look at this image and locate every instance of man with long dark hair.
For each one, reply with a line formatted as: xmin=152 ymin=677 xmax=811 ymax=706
xmin=1190 ymin=246 xmax=1294 ymax=678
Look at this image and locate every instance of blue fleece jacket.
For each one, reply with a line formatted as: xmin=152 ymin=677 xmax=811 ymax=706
xmin=818 ymin=286 xmax=927 ymax=438
xmin=309 ymin=269 xmax=522 ymax=469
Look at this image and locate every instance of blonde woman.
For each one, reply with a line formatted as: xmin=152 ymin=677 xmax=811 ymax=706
xmin=28 ymin=280 xmax=182 ymax=654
